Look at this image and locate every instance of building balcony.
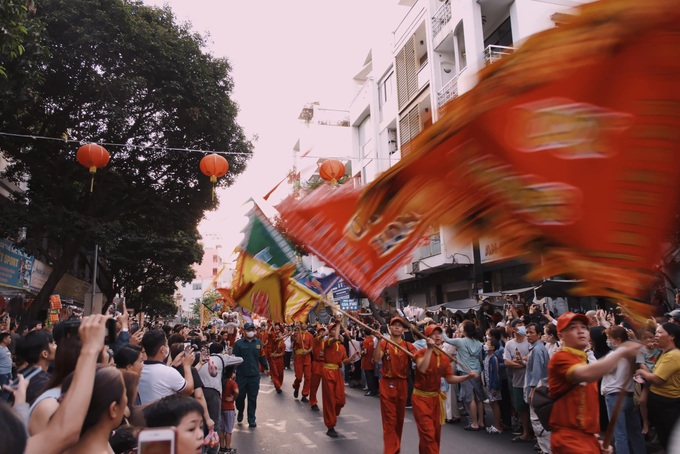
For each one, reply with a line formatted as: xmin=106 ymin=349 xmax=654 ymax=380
xmin=431 ymin=0 xmax=452 ymax=38
xmin=484 ymin=45 xmax=514 ymax=65
xmin=437 ymin=73 xmax=459 ymax=108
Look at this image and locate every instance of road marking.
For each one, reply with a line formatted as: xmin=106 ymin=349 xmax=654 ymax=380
xmin=339 ymin=414 xmax=369 ymax=424
xmin=264 ymin=419 xmax=287 ymax=432
xmin=297 ymin=418 xmax=315 ymax=428
xmin=294 ymin=432 xmax=317 ymax=448
xmin=259 ymin=383 xmax=276 ymax=394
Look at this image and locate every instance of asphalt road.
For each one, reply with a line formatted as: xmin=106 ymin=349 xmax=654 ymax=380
xmin=228 ymin=369 xmax=538 ymax=454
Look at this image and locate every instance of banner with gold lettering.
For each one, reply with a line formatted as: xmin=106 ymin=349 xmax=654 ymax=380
xmin=277 ymin=184 xmax=431 ymax=301
xmin=351 ymin=0 xmax=680 ymax=318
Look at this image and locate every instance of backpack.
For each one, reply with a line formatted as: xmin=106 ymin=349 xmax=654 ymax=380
xmin=530 ymin=384 xmax=577 ymax=431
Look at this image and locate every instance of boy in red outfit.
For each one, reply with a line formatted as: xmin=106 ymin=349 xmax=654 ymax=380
xmin=219 ymin=366 xmax=239 ymax=454
xmin=413 ymin=325 xmax=478 ymax=454
xmin=322 ymin=323 xmax=359 ymax=438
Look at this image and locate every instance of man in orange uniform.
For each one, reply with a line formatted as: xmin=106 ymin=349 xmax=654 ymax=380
xmin=292 ymin=321 xmax=314 ymax=402
xmin=269 ymin=324 xmax=286 ymax=394
xmin=549 ymin=313 xmax=641 ymax=454
xmin=373 ymin=317 xmax=417 ymax=454
xmin=309 ymin=325 xmax=327 ymax=411
xmin=322 ymin=323 xmax=358 ymax=437
xmin=413 ymin=325 xmax=478 ymax=454
xmin=362 ymin=328 xmax=378 ymax=396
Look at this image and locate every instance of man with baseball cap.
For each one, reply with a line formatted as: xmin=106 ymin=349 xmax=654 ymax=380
xmin=373 ymin=317 xmax=418 ymax=454
xmin=548 ymin=312 xmax=640 ymax=453
xmin=232 ymin=322 xmax=269 ymax=428
xmin=413 ymin=324 xmax=478 ymax=454
xmin=665 ymin=309 xmax=680 ymax=326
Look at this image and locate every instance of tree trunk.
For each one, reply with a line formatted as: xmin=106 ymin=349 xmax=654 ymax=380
xmin=25 ymin=238 xmax=85 ymax=326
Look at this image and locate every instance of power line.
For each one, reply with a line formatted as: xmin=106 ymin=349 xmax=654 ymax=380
xmin=0 ymin=131 xmax=252 ymax=156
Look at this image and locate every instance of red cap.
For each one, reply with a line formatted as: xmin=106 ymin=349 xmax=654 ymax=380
xmin=425 ymin=324 xmax=443 ymax=337
xmin=327 ymin=323 xmax=338 ymax=333
xmin=556 ymin=312 xmax=590 ymax=333
xmin=390 ymin=317 xmax=409 ymax=328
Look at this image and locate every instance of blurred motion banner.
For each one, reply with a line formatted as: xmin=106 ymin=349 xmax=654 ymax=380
xmin=349 ymin=0 xmax=680 ymax=317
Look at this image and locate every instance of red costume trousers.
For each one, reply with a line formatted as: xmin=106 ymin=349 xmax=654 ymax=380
xmin=551 ymin=428 xmax=600 ymax=454
xmin=412 ymin=393 xmax=441 ymax=454
xmin=321 ymin=366 xmax=345 ymax=429
xmin=269 ymin=356 xmax=284 ymax=390
xmin=309 ymin=361 xmax=323 ymax=406
xmin=293 ymin=353 xmax=312 ymax=397
xmin=379 ymin=378 xmax=408 ymax=454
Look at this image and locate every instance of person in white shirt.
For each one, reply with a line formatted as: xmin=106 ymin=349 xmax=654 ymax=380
xmin=138 ymin=329 xmax=194 ymax=405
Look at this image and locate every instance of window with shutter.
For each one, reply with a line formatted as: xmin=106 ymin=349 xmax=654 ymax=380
xmin=399 ymin=106 xmax=420 ymax=157
xmin=396 ymin=36 xmax=419 ymax=110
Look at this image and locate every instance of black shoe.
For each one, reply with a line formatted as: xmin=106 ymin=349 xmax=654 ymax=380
xmin=276 ymin=388 xmax=282 ymax=394
xmin=311 ymin=404 xmax=320 ymax=411
xmin=293 ymin=389 xmax=299 ymax=399
xmin=237 ymin=412 xmax=243 ymax=424
xmin=249 ymin=423 xmax=257 ymax=428
xmin=301 ymin=396 xmax=309 ymax=403
xmin=326 ymin=428 xmax=339 ymax=438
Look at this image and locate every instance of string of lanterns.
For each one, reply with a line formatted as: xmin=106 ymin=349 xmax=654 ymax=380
xmin=75 ymin=143 xmax=345 ymax=197
xmin=75 ymin=142 xmax=232 ymax=199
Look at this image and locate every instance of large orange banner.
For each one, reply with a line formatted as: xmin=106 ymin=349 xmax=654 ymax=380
xmin=351 ymin=0 xmax=680 ymax=317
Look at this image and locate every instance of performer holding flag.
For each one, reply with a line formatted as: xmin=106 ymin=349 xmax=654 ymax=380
xmin=322 ymin=322 xmax=359 ymax=437
xmin=413 ymin=324 xmax=479 ymax=454
xmin=373 ymin=317 xmax=417 ymax=454
xmin=292 ymin=321 xmax=313 ymax=402
xmin=309 ymin=325 xmax=327 ymax=411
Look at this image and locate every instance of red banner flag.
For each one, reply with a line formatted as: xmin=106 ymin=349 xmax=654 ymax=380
xmin=277 ymin=184 xmax=431 ymax=301
xmin=351 ymin=0 xmax=680 ymax=319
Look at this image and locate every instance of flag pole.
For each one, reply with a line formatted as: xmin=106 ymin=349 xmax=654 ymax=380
xmin=321 ymin=298 xmax=415 ymax=359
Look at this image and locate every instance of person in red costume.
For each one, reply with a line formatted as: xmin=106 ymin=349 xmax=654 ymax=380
xmin=292 ymin=321 xmax=314 ymax=402
xmin=268 ymin=325 xmax=286 ymax=394
xmin=322 ymin=323 xmax=359 ymax=438
xmin=309 ymin=325 xmax=327 ymax=411
xmin=413 ymin=324 xmax=478 ymax=454
xmin=373 ymin=317 xmax=417 ymax=454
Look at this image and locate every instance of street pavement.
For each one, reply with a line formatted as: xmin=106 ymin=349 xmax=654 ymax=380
xmin=228 ymin=369 xmax=538 ymax=454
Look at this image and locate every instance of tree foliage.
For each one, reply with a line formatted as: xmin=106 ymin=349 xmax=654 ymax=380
xmin=0 ymin=0 xmax=253 ymax=321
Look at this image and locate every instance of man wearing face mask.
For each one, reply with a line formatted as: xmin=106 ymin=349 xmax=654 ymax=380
xmin=504 ymin=320 xmax=531 ymax=442
xmin=233 ymin=323 xmax=269 ymax=428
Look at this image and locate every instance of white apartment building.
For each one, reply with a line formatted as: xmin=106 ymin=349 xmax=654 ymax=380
xmin=175 ymin=244 xmax=230 ymax=314
xmin=348 ymin=0 xmax=590 ymax=308
xmin=293 ymin=103 xmax=352 ymax=188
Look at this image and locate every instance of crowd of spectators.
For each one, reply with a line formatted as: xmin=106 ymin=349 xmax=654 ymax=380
xmin=0 ymin=295 xmax=678 ymax=454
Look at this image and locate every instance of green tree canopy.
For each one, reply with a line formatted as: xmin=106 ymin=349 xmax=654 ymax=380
xmin=0 ymin=0 xmax=253 ymax=321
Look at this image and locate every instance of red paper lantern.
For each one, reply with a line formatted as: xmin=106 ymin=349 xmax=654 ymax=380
xmin=319 ymin=159 xmax=345 ymax=183
xmin=200 ymin=153 xmax=229 ymax=200
xmin=76 ymin=143 xmax=110 ymax=192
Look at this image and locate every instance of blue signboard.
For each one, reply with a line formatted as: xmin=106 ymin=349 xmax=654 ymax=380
xmin=0 ymin=240 xmax=34 ymax=290
xmin=332 ymin=280 xmax=351 ymax=301
xmin=339 ymin=299 xmax=358 ymax=311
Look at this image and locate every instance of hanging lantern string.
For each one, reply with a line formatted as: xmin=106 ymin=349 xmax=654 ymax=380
xmin=0 ymin=131 xmax=250 ymax=157
xmin=0 ymin=130 xmax=398 ymax=162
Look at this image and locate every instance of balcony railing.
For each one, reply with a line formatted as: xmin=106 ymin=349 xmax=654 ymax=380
xmin=437 ymin=74 xmax=459 ymax=108
xmin=432 ymin=0 xmax=452 ymax=38
xmin=484 ymin=45 xmax=515 ymax=65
